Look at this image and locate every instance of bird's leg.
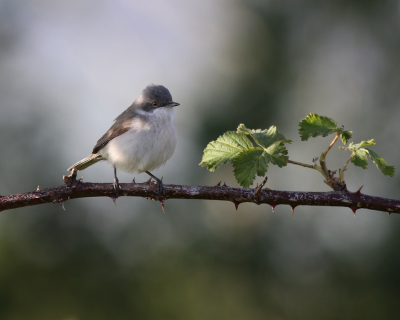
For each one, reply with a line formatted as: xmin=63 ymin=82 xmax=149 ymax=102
xmin=113 ymin=166 xmax=119 ymax=197
xmin=145 ymin=171 xmax=164 ymax=198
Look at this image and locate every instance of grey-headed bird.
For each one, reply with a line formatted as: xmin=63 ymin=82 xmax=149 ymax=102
xmin=67 ymin=84 xmax=179 ymax=197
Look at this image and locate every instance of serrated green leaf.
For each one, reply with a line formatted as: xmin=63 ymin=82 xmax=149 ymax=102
xmin=233 ymin=148 xmax=268 ymax=188
xmin=351 ymin=149 xmax=369 ymax=169
xmin=237 ymin=124 xmax=253 ymax=135
xmin=364 ymin=148 xmax=395 ymax=176
xmin=298 ymin=113 xmax=339 ymax=141
xmin=232 ymin=141 xmax=289 ymax=188
xmin=200 ymin=131 xmax=253 ymax=171
xmin=237 ymin=124 xmax=291 ymax=149
xmin=340 ymin=139 xmax=376 ymax=152
xmin=349 ymin=139 xmax=375 ymax=149
xmin=265 ymin=141 xmax=289 ymax=167
xmin=340 ymin=130 xmax=352 ymax=144
xmin=341 ymin=139 xmax=395 ymax=176
xmin=252 ymin=126 xmax=291 ymax=149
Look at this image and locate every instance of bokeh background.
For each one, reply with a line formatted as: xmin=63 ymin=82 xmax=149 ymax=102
xmin=1 ymin=0 xmax=400 ymax=319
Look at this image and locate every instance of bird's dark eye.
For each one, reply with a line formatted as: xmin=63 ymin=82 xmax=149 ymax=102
xmin=152 ymin=101 xmax=159 ymax=107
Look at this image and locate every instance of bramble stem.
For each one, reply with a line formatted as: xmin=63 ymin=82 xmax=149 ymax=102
xmin=1 ymin=179 xmax=400 ymax=215
xmin=287 ymin=159 xmax=314 ymax=169
xmin=287 ymin=159 xmax=326 ymax=176
xmin=319 ymin=134 xmax=339 ymax=177
xmin=340 ymin=152 xmax=354 ymax=181
xmin=287 ymin=134 xmax=348 ymax=191
xmin=287 ymin=134 xmax=340 ymax=182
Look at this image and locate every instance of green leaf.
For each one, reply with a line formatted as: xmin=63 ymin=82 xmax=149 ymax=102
xmin=348 ymin=139 xmax=376 ymax=149
xmin=265 ymin=141 xmax=289 ymax=167
xmin=200 ymin=131 xmax=253 ymax=171
xmin=340 ymin=139 xmax=376 ymax=154
xmin=237 ymin=123 xmax=253 ymax=135
xmin=351 ymin=149 xmax=369 ymax=169
xmin=299 ymin=113 xmax=339 ymax=141
xmin=237 ymin=124 xmax=291 ymax=149
xmin=232 ymin=141 xmax=289 ymax=188
xmin=364 ymin=148 xmax=395 ymax=176
xmin=340 ymin=130 xmax=352 ymax=144
xmin=233 ymin=148 xmax=268 ymax=188
xmin=253 ymin=126 xmax=291 ymax=149
xmin=340 ymin=139 xmax=395 ymax=176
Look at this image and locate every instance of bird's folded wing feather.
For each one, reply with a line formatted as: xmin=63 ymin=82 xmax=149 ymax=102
xmin=92 ymin=116 xmax=134 ymax=153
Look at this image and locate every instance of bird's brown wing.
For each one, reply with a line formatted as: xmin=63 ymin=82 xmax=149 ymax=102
xmin=92 ymin=117 xmax=133 ymax=154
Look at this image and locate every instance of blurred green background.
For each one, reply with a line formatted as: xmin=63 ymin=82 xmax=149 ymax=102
xmin=1 ymin=0 xmax=400 ymax=319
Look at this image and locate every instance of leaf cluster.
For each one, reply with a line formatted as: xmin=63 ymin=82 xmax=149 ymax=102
xmin=200 ymin=113 xmax=394 ymax=189
xmin=200 ymin=125 xmax=291 ymax=188
xmin=340 ymin=140 xmax=395 ymax=176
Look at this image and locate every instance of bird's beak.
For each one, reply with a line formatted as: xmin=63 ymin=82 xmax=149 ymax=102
xmin=167 ymin=102 xmax=180 ymax=107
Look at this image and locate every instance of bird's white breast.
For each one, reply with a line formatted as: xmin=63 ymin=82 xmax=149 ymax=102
xmin=99 ymin=108 xmax=177 ymax=173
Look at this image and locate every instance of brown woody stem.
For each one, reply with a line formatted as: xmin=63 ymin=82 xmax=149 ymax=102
xmin=0 ymin=179 xmax=399 ymax=214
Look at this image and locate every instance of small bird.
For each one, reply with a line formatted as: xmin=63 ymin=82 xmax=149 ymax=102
xmin=67 ymin=84 xmax=179 ymax=197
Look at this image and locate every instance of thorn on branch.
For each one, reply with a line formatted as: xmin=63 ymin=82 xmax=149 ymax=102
xmin=37 ymin=185 xmax=40 ymax=191
xmin=58 ymin=201 xmax=65 ymax=210
xmin=233 ymin=201 xmax=242 ymax=211
xmin=159 ymin=198 xmax=166 ymax=213
xmin=145 ymin=177 xmax=153 ymax=185
xmin=350 ymin=207 xmax=358 ymax=217
xmin=222 ymin=182 xmax=228 ymax=187
xmin=214 ymin=181 xmax=221 ymax=187
xmin=355 ymin=185 xmax=364 ymax=194
xmin=109 ymin=196 xmax=117 ymax=205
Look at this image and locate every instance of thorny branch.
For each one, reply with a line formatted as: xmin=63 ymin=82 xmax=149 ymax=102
xmin=0 ymin=170 xmax=399 ymax=216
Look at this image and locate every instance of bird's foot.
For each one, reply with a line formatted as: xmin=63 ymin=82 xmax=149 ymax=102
xmin=113 ymin=177 xmax=119 ymax=198
xmin=155 ymin=177 xmax=165 ymax=199
xmin=144 ymin=171 xmax=165 ymax=200
xmin=63 ymin=167 xmax=80 ymax=188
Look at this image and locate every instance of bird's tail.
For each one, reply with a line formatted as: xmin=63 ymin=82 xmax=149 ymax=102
xmin=67 ymin=154 xmax=105 ymax=171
